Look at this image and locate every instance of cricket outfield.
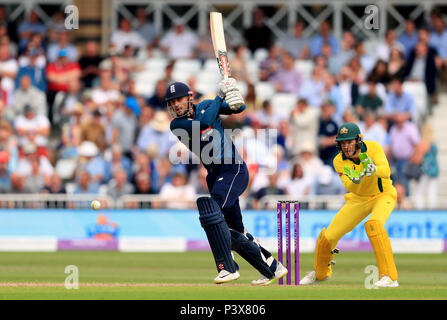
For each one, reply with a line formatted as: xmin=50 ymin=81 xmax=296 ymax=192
xmin=0 ymin=251 xmax=446 ymax=300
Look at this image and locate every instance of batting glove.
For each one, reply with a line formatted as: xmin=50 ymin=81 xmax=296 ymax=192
xmin=218 ymin=77 xmax=238 ymax=95
xmin=225 ymin=90 xmax=245 ymax=110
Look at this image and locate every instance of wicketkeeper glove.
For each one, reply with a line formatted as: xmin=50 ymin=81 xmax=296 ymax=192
xmin=344 ymin=166 xmax=365 ymax=184
xmin=359 ymin=153 xmax=377 ymax=177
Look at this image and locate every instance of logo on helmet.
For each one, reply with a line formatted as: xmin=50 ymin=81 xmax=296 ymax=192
xmin=340 ymin=127 xmax=349 ymax=135
xmin=170 ymin=85 xmax=176 ymax=93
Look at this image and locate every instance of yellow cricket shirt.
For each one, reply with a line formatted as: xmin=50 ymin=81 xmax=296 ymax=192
xmin=333 ymin=140 xmax=396 ymax=197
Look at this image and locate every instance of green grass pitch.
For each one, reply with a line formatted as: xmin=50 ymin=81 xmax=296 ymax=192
xmin=0 ymin=251 xmax=446 ymax=300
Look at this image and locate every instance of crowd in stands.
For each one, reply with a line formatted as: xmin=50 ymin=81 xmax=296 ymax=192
xmin=0 ymin=6 xmax=442 ymax=210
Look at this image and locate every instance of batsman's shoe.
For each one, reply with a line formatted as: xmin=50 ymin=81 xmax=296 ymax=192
xmin=374 ymin=276 xmax=399 ymax=288
xmin=300 ymin=270 xmax=331 ymax=285
xmin=214 ymin=270 xmax=240 ymax=284
xmin=251 ymin=261 xmax=288 ymax=286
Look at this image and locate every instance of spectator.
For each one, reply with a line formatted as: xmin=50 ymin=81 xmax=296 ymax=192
xmin=309 ymin=165 xmax=344 ymax=196
xmin=14 ymin=105 xmax=50 ymax=148
xmin=53 ymin=79 xmax=83 ymax=125
xmin=137 ymin=111 xmax=174 ymax=159
xmin=258 ymin=44 xmax=282 ymax=82
xmin=0 ymin=44 xmax=18 ymax=105
xmin=252 ymin=172 xmax=286 ymax=209
xmin=79 ymin=41 xmax=102 ymax=88
xmin=12 ymin=74 xmax=46 ymax=117
xmin=230 ymin=45 xmax=252 ymax=84
xmin=186 ymin=76 xmax=203 ymax=103
xmin=404 ymin=40 xmax=438 ymax=109
xmin=80 ymin=109 xmax=106 ymax=152
xmin=428 ymin=13 xmax=447 ymax=82
xmin=46 ymin=49 xmax=81 ymax=122
xmin=318 ymin=101 xmax=339 ymax=167
xmin=91 ymin=70 xmax=120 ymax=109
xmin=299 ymin=66 xmax=325 ymax=107
xmin=76 ymin=141 xmax=106 ymax=184
xmin=146 ymin=79 xmax=167 ymax=110
xmin=309 ymin=20 xmax=339 ymax=58
xmin=135 ymin=7 xmax=158 ymax=48
xmin=107 ymin=168 xmax=134 ymax=198
xmin=73 ymin=170 xmax=99 ymax=194
xmin=17 ymin=11 xmax=46 ymax=51
xmin=159 ymin=171 xmax=196 ymax=209
xmin=338 ymin=66 xmax=359 ymax=115
xmin=15 ymin=143 xmax=54 ymax=183
xmin=281 ymin=21 xmax=309 ymax=59
xmin=16 ymin=48 xmax=47 ymax=92
xmin=120 ymin=45 xmax=143 ymax=74
xmin=323 ymin=74 xmax=345 ymax=122
xmin=193 ymin=165 xmax=208 ymax=195
xmin=243 ymin=8 xmax=273 ymax=54
xmin=43 ymin=173 xmax=66 ymax=194
xmin=196 ymin=21 xmax=219 ymax=63
xmin=159 ymin=18 xmax=198 ymax=59
xmin=412 ymin=122 xmax=439 ymax=210
xmin=0 ymin=119 xmax=18 ymax=171
xmin=289 ymin=98 xmax=319 ymax=156
xmin=47 ymin=11 xmax=65 ymax=44
xmin=297 ymin=141 xmax=324 ymax=182
xmin=110 ymin=18 xmax=146 ymax=53
xmin=395 ymin=182 xmax=412 ymax=210
xmin=376 ymin=29 xmax=404 ymax=62
xmin=355 ymin=80 xmax=383 ymax=119
xmin=284 ymin=162 xmax=312 ymax=198
xmin=269 ymin=51 xmax=302 ymax=94
xmin=360 ymin=111 xmax=388 ymax=148
xmin=134 ymin=171 xmax=156 ymax=195
xmin=254 ymin=100 xmax=283 ymax=129
xmin=384 ymin=77 xmax=416 ymax=123
xmin=104 ymin=144 xmax=132 ymax=183
xmin=0 ymin=150 xmax=11 ymax=192
xmin=398 ymin=19 xmax=419 ymax=58
xmin=60 ymin=102 xmax=84 ymax=158
xmin=348 ymin=57 xmax=367 ymax=84
xmin=355 ymin=42 xmax=376 ymax=74
xmin=328 ymin=31 xmax=356 ymax=75
xmin=47 ymin=30 xmax=78 ymax=63
xmin=387 ymin=47 xmax=406 ymax=79
xmin=23 ymin=155 xmax=46 ymax=193
xmin=389 ymin=113 xmax=420 ymax=196
xmin=368 ymin=59 xmax=391 ymax=85
xmin=110 ymin=97 xmax=139 ymax=158
xmin=276 ymin=119 xmax=291 ymax=156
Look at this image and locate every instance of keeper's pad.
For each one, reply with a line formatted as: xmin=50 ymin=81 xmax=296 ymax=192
xmin=313 ymin=228 xmax=335 ymax=280
xmin=197 ymin=197 xmax=236 ymax=273
xmin=365 ymin=220 xmax=398 ymax=281
xmin=230 ymin=229 xmax=275 ymax=279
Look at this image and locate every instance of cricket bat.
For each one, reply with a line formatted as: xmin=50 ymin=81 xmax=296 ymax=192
xmin=210 ymin=11 xmax=244 ymax=108
xmin=210 ymin=12 xmax=230 ymax=80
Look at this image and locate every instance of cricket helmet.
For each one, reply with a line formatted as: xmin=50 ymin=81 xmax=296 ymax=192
xmin=335 ymin=122 xmax=363 ymax=155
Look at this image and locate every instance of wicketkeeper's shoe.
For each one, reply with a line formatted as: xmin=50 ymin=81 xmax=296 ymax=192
xmin=251 ymin=261 xmax=288 ymax=286
xmin=214 ymin=270 xmax=240 ymax=284
xmin=299 ymin=270 xmax=331 ymax=285
xmin=374 ymin=275 xmax=399 ymax=288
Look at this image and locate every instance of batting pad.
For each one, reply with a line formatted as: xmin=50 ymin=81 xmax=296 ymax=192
xmin=313 ymin=228 xmax=334 ymax=280
xmin=197 ymin=197 xmax=237 ymax=273
xmin=365 ymin=220 xmax=398 ymax=281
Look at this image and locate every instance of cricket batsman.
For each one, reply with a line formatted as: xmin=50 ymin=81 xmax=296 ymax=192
xmin=167 ymin=78 xmax=287 ymax=285
xmin=301 ymin=122 xmax=399 ymax=287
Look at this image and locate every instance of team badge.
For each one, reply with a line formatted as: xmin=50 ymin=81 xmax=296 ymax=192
xmin=340 ymin=127 xmax=348 ymax=134
xmin=170 ymin=84 xmax=176 ymax=93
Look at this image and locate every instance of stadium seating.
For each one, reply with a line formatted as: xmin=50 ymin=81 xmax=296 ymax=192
xmin=255 ymin=82 xmax=275 ymax=100
xmin=403 ymin=81 xmax=428 ymax=125
xmin=294 ymin=60 xmax=314 ymax=81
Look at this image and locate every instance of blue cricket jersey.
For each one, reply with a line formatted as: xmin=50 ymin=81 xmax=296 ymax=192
xmin=170 ymin=96 xmax=246 ymax=172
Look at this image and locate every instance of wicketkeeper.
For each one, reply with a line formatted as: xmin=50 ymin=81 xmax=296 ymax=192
xmin=167 ymin=78 xmax=287 ymax=285
xmin=301 ymin=122 xmax=399 ymax=287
